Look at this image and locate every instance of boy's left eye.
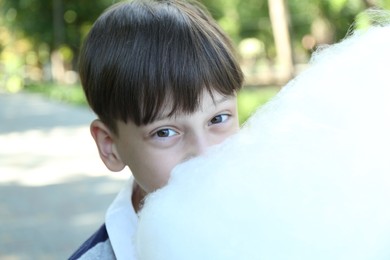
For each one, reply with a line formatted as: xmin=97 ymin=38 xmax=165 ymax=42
xmin=209 ymin=114 xmax=229 ymax=125
xmin=154 ymin=128 xmax=178 ymax=138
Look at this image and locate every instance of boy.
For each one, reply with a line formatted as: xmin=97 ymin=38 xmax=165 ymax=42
xmin=69 ymin=0 xmax=244 ymax=259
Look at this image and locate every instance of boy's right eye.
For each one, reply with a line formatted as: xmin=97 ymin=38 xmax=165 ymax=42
xmin=154 ymin=129 xmax=178 ymax=138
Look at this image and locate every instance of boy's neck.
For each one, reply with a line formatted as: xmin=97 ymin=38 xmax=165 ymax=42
xmin=132 ymin=182 xmax=147 ymax=213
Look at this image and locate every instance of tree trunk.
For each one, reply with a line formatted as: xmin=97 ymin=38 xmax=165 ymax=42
xmin=268 ymin=0 xmax=294 ymax=84
xmin=51 ymin=0 xmax=65 ymax=83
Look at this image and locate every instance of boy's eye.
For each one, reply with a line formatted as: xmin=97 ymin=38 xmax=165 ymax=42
xmin=209 ymin=114 xmax=229 ymax=125
xmin=155 ymin=129 xmax=178 ymax=138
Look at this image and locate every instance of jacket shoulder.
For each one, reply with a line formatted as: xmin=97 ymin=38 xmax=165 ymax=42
xmin=68 ymin=224 xmax=115 ymax=260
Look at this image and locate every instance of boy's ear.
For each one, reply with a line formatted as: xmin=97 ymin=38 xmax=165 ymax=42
xmin=90 ymin=119 xmax=126 ymax=172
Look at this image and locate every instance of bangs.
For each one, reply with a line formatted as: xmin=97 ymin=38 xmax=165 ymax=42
xmin=118 ymin=1 xmax=243 ymax=125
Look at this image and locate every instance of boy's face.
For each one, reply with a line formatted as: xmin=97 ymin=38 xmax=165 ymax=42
xmin=97 ymin=90 xmax=240 ymax=194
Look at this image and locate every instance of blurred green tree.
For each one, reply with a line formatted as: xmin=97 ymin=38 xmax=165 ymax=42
xmin=1 ymin=0 xmax=113 ymax=84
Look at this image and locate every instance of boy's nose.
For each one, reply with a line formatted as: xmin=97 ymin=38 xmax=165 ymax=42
xmin=186 ymin=132 xmax=210 ymax=159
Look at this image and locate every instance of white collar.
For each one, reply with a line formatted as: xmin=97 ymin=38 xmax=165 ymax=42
xmin=105 ymin=178 xmax=138 ymax=260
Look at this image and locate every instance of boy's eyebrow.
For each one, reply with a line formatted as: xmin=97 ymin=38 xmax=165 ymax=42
xmin=205 ymin=94 xmax=234 ymax=110
xmin=214 ymin=95 xmax=233 ymax=105
xmin=152 ymin=94 xmax=235 ymax=123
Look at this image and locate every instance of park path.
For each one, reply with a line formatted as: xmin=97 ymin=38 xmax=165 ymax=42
xmin=0 ymin=92 xmax=129 ymax=259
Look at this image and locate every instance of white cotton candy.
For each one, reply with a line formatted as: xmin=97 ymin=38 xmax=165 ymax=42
xmin=135 ymin=24 xmax=390 ymax=260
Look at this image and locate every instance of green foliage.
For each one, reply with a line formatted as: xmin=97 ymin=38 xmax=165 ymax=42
xmin=288 ymin=0 xmax=364 ymax=46
xmin=238 ymin=86 xmax=280 ymax=125
xmin=1 ymin=0 xmax=115 ymax=55
xmin=24 ymin=83 xmax=87 ymax=106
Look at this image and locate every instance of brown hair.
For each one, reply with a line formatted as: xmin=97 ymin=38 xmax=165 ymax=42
xmin=79 ymin=0 xmax=244 ymax=135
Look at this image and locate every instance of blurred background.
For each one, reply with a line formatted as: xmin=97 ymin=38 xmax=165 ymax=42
xmin=0 ymin=0 xmax=389 ymax=259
